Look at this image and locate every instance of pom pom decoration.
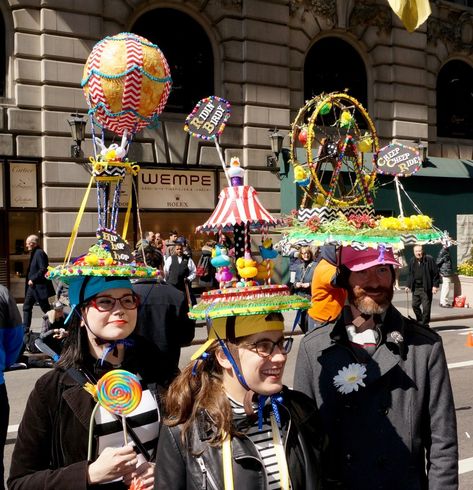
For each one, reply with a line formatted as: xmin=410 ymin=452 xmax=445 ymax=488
xmin=82 ymin=32 xmax=172 ymax=136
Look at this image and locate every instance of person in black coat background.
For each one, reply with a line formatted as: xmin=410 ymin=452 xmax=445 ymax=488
xmin=406 ymin=244 xmax=440 ymax=327
xmin=133 ymin=248 xmax=195 ymax=374
xmin=436 ymin=241 xmax=454 ymax=307
xmin=23 ymin=235 xmax=55 ymax=333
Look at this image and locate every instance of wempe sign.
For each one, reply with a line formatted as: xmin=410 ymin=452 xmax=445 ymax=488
xmin=138 ymin=169 xmax=215 ymax=210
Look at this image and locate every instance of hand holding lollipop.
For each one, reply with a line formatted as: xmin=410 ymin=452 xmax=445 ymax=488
xmin=96 ymin=370 xmax=144 ymax=489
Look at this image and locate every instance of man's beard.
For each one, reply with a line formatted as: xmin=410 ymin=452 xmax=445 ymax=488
xmin=348 ymin=285 xmax=394 ymax=315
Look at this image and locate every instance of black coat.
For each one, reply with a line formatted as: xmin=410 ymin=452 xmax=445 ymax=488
xmin=133 ymin=279 xmax=195 ymax=372
xmin=406 ymin=254 xmax=440 ymax=292
xmin=25 ymin=247 xmax=55 ymax=301
xmin=154 ymin=387 xmax=326 ymax=489
xmin=436 ymin=247 xmax=454 ymax=277
xmin=294 ymin=305 xmax=458 ymax=490
xmin=8 ymin=335 xmax=173 ymax=490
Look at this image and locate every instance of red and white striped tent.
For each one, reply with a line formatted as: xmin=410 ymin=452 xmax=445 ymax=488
xmin=196 ymin=185 xmax=283 ymax=233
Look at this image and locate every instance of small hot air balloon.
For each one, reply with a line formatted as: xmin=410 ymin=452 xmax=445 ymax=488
xmin=82 ymin=32 xmax=172 ymax=136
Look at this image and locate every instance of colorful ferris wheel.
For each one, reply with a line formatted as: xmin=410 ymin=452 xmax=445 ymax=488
xmin=290 ymin=92 xmax=379 ymax=208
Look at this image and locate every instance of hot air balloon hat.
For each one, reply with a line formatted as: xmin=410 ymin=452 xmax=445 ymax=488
xmin=47 ymin=32 xmax=172 ymax=284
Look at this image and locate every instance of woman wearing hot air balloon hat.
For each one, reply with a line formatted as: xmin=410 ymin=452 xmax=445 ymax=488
xmin=9 ymin=270 xmax=177 ymax=489
xmin=154 ymin=287 xmax=327 ymax=489
xmin=9 ymin=32 xmax=175 ymax=490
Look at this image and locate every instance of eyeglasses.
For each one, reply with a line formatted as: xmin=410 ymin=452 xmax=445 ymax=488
xmin=88 ymin=294 xmax=140 ymax=312
xmin=243 ymin=337 xmax=293 ymax=358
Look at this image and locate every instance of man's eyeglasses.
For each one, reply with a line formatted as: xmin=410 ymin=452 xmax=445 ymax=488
xmin=243 ymin=337 xmax=293 ymax=358
xmin=88 ymin=294 xmax=140 ymax=312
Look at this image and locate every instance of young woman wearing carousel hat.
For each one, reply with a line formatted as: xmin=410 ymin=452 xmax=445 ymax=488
xmin=154 ymin=290 xmax=326 ymax=489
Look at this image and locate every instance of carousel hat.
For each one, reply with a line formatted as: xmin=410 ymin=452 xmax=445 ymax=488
xmin=340 ymin=245 xmax=399 ymax=272
xmin=191 ymin=313 xmax=284 ymax=360
xmin=189 ymin=284 xmax=310 ymax=360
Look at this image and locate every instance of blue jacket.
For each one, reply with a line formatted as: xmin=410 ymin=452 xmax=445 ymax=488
xmin=0 ymin=285 xmax=23 ymax=383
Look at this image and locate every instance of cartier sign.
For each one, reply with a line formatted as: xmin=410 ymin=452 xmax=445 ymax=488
xmin=138 ymin=169 xmax=215 ymax=210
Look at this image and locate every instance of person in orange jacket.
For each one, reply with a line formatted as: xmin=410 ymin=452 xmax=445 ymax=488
xmin=307 ymin=246 xmax=347 ymax=331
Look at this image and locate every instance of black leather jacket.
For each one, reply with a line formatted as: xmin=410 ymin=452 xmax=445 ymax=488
xmin=154 ymin=387 xmax=326 ymax=489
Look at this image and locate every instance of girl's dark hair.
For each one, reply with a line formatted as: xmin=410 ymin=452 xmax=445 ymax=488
xmin=56 ymin=308 xmax=89 ymax=369
xmin=164 ymin=342 xmax=233 ymax=447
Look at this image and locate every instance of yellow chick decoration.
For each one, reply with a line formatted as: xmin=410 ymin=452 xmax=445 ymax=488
xmin=236 ymin=257 xmax=258 ymax=279
xmin=294 ymin=165 xmax=311 ymax=187
xmin=358 ymin=133 xmax=373 ymax=153
xmin=315 ymin=193 xmax=326 ymax=207
xmin=339 ymin=110 xmax=354 ymax=129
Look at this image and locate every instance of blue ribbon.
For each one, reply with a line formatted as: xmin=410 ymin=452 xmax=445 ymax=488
xmin=258 ymin=393 xmax=284 ymax=430
xmin=192 ymin=352 xmax=209 ymax=376
xmin=100 ymin=338 xmax=134 ymax=365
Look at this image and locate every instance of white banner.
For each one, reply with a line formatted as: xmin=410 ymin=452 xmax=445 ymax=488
xmin=9 ymin=162 xmax=37 ymax=208
xmin=138 ymin=169 xmax=215 ymax=210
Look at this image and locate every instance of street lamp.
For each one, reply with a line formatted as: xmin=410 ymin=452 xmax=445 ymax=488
xmin=67 ymin=113 xmax=87 ymax=158
xmin=267 ymin=128 xmax=289 ymax=179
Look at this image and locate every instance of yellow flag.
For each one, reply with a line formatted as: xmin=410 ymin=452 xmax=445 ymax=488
xmin=387 ymin=0 xmax=431 ymax=32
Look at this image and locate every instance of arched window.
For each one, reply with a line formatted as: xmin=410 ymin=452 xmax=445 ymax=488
xmin=0 ymin=12 xmax=5 ymax=97
xmin=132 ymin=9 xmax=214 ymax=114
xmin=304 ymin=38 xmax=367 ymax=107
xmin=437 ymin=60 xmax=473 ymax=139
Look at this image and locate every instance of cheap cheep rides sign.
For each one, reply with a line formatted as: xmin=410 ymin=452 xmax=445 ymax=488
xmin=376 ymin=143 xmax=422 ymax=177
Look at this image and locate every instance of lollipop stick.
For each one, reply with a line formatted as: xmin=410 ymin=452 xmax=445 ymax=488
xmin=122 ymin=414 xmax=128 ymax=445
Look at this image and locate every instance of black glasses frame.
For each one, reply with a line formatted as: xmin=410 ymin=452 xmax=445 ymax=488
xmin=87 ymin=294 xmax=140 ymax=312
xmin=244 ymin=336 xmax=293 ymax=358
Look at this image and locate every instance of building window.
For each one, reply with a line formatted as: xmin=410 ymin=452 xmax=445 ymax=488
xmin=437 ymin=60 xmax=473 ymax=139
xmin=132 ymin=8 xmax=214 ymax=114
xmin=304 ymin=37 xmax=367 ymax=107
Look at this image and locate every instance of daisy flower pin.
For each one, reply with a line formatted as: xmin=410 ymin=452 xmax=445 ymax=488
xmin=333 ymin=363 xmax=367 ymax=394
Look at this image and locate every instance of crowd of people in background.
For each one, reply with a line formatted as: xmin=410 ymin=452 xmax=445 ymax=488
xmin=0 ymin=232 xmax=464 ymax=489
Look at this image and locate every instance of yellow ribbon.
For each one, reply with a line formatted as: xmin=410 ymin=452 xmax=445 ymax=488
xmin=63 ymin=175 xmax=94 ymax=266
xmin=270 ymin=412 xmax=290 ymax=490
xmin=221 ymin=415 xmax=290 ymax=490
xmin=222 ymin=434 xmax=234 ymax=490
xmin=122 ymin=188 xmax=132 ymax=241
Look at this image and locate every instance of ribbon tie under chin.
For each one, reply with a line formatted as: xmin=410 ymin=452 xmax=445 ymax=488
xmin=258 ymin=393 xmax=284 ymax=430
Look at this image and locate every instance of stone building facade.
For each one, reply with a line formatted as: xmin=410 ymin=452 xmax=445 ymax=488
xmin=0 ymin=0 xmax=472 ymax=298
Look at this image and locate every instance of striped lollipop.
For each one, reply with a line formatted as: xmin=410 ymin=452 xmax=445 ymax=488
xmin=96 ymin=369 xmax=142 ymax=415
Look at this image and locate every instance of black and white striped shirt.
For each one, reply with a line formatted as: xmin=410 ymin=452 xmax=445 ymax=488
xmin=229 ymin=397 xmax=287 ymax=489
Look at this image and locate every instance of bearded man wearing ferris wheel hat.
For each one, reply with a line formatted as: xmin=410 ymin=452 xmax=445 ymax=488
xmin=294 ymin=244 xmax=458 ymax=489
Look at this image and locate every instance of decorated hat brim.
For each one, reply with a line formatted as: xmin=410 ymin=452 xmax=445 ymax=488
xmin=188 ymin=293 xmax=311 ymax=321
xmin=46 ymin=264 xmax=159 ymax=283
